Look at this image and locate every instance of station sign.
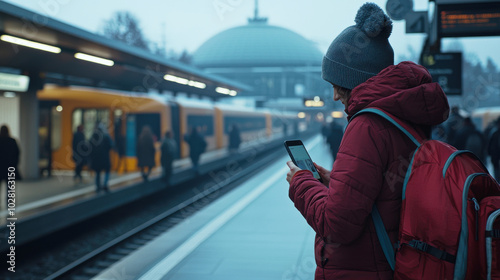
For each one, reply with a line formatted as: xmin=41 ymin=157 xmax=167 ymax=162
xmin=0 ymin=72 xmax=30 ymax=92
xmin=438 ymin=2 xmax=500 ymax=37
xmin=422 ymin=52 xmax=462 ymax=95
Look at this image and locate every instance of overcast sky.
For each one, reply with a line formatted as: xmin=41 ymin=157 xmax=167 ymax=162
xmin=3 ymin=0 xmax=500 ymax=66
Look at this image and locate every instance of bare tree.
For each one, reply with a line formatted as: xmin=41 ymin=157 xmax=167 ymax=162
xmin=178 ymin=50 xmax=193 ymax=65
xmin=101 ymin=11 xmax=150 ymax=51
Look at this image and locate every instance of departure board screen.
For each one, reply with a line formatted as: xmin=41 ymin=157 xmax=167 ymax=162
xmin=438 ymin=3 xmax=500 ymax=37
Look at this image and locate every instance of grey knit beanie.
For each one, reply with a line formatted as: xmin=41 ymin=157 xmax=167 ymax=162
xmin=322 ymin=3 xmax=394 ymax=90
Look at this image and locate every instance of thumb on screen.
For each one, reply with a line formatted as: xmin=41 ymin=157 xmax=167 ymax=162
xmin=287 ymin=160 xmax=298 ymax=170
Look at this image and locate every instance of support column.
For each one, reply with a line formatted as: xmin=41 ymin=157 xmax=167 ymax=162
xmin=19 ymin=74 xmax=41 ymax=179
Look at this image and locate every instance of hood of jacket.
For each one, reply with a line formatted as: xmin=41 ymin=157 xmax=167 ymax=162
xmin=346 ymin=61 xmax=449 ymax=126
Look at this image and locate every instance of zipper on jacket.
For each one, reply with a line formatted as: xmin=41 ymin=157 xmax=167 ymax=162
xmin=470 ymin=197 xmax=480 ymax=241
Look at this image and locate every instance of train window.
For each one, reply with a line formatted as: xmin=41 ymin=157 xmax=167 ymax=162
xmin=51 ymin=106 xmax=62 ymax=150
xmin=72 ymin=108 xmax=110 ymax=139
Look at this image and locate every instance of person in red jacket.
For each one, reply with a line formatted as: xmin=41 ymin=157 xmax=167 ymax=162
xmin=286 ymin=3 xmax=450 ymax=279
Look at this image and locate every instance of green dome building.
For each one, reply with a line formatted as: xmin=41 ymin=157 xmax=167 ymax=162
xmin=192 ymin=6 xmax=329 ymax=105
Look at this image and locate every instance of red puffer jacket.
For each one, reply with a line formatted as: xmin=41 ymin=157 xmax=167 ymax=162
xmin=289 ymin=61 xmax=449 ymax=279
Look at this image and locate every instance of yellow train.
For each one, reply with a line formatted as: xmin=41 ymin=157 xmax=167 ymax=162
xmin=37 ymin=85 xmax=301 ymax=173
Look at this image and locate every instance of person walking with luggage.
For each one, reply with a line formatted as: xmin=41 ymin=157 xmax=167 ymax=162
xmin=72 ymin=125 xmax=87 ymax=183
xmin=160 ymin=131 xmax=177 ymax=186
xmin=89 ymin=123 xmax=113 ymax=193
xmin=136 ymin=125 xmax=156 ymax=182
xmin=285 ymin=3 xmax=449 ymax=279
xmin=184 ymin=126 xmax=206 ymax=173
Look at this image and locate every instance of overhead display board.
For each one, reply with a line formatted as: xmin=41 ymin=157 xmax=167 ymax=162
xmin=422 ymin=52 xmax=462 ymax=96
xmin=438 ymin=2 xmax=500 ymax=37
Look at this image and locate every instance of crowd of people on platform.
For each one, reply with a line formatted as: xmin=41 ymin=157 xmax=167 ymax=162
xmin=435 ymin=106 xmax=500 ymax=182
xmin=0 ymin=120 xmax=242 ymax=199
xmin=70 ymin=122 xmax=184 ymax=193
xmin=67 ymin=122 xmax=245 ymax=193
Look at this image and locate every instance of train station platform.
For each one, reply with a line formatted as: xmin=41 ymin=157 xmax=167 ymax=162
xmin=0 ymin=136 xmax=299 ymax=251
xmin=93 ymin=135 xmax=330 ymax=280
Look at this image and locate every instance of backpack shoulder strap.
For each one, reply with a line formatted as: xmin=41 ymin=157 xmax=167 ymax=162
xmin=372 ymin=205 xmax=396 ymax=270
xmin=351 ymin=108 xmax=426 ymax=271
xmin=351 ymin=108 xmax=423 ymax=147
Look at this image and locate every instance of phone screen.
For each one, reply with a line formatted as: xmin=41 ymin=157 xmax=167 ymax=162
xmin=285 ymin=140 xmax=322 ymax=181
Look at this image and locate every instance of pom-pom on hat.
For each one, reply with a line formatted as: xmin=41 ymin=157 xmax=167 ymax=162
xmin=322 ymin=2 xmax=394 ymax=90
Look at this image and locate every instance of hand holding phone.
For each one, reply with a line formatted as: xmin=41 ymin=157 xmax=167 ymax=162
xmin=284 ymin=140 xmax=322 ymax=182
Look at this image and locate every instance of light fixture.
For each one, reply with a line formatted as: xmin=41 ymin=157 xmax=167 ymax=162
xmin=215 ymin=87 xmax=229 ymax=94
xmin=331 ymin=111 xmax=344 ymax=119
xmin=55 ymin=105 xmax=63 ymax=112
xmin=0 ymin=34 xmax=61 ymax=53
xmin=297 ymin=112 xmax=306 ymax=118
xmin=215 ymin=87 xmax=237 ymax=96
xmin=74 ymin=52 xmax=114 ymax=66
xmin=304 ymin=100 xmax=324 ymax=107
xmin=164 ymin=74 xmax=206 ymax=89
xmin=3 ymin=92 xmax=16 ymax=98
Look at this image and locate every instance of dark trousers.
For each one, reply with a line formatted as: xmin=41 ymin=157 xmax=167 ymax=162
xmin=94 ymin=168 xmax=110 ymax=192
xmin=191 ymin=155 xmax=200 ymax=170
xmin=140 ymin=166 xmax=152 ymax=181
xmin=74 ymin=161 xmax=84 ymax=179
xmin=0 ymin=179 xmax=7 ymax=209
xmin=162 ymin=162 xmax=173 ymax=186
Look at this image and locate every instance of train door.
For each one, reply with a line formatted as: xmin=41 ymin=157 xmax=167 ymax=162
xmin=38 ymin=101 xmax=57 ymax=177
xmin=125 ymin=113 xmax=161 ymax=158
xmin=38 ymin=100 xmax=64 ymax=177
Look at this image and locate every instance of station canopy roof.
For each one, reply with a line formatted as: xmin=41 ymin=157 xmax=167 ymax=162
xmin=0 ymin=2 xmax=251 ymax=97
xmin=192 ymin=18 xmax=323 ymax=68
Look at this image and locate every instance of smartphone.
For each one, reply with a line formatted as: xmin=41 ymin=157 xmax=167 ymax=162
xmin=284 ymin=140 xmax=322 ymax=182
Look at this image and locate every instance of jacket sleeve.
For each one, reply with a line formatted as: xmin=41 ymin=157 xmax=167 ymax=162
xmin=289 ymin=116 xmax=388 ymax=244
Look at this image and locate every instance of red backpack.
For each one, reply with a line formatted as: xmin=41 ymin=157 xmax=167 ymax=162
xmin=353 ymin=108 xmax=500 ymax=279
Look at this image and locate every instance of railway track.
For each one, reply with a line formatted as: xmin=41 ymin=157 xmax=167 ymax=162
xmin=44 ymin=146 xmax=287 ymax=280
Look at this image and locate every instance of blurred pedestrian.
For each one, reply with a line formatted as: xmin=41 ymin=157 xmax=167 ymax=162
xmin=285 ymin=3 xmax=449 ymax=279
xmin=184 ymin=126 xmax=207 ymax=173
xmin=228 ymin=124 xmax=241 ymax=153
xmin=72 ymin=124 xmax=87 ymax=183
xmin=445 ymin=106 xmax=464 ymax=145
xmin=321 ymin=123 xmax=329 ymax=142
xmin=454 ymin=117 xmax=486 ymax=163
xmin=136 ymin=125 xmax=156 ymax=182
xmin=326 ymin=120 xmax=343 ymax=163
xmin=114 ymin=119 xmax=127 ymax=173
xmin=431 ymin=123 xmax=447 ymax=141
xmin=0 ymin=124 xmax=20 ymax=209
xmin=488 ymin=118 xmax=500 ymax=182
xmin=160 ymin=131 xmax=177 ymax=186
xmin=89 ymin=123 xmax=113 ymax=193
